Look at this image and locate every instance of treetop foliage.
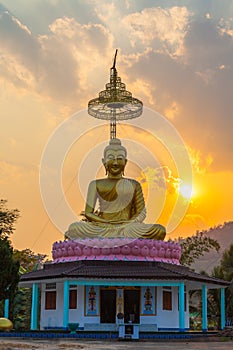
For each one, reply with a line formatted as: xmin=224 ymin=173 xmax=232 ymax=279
xmin=0 ymin=199 xmax=20 ymax=238
xmin=178 ymin=231 xmax=220 ymax=266
xmin=220 ymin=243 xmax=233 ymax=281
xmin=0 ymin=236 xmax=20 ymax=301
xmin=14 ymin=248 xmax=48 ymax=273
xmin=0 ymin=199 xmax=20 ymax=303
xmin=212 ymin=243 xmax=233 ymax=282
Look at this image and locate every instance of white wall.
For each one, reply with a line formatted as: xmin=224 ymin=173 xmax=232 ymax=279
xmin=156 ymin=287 xmax=189 ymax=330
xmin=69 ymin=286 xmax=100 ymax=327
xmin=40 ymin=283 xmax=100 ymax=329
xmin=40 ymin=282 xmax=63 ymax=329
xmin=140 ymin=287 xmax=189 ymax=330
xmin=40 ymin=283 xmax=189 ymax=330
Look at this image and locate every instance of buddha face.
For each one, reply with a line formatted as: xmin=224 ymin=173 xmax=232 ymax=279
xmin=103 ymin=148 xmax=127 ymax=177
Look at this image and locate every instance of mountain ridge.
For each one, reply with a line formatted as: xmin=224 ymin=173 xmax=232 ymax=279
xmin=191 ymin=221 xmax=233 ymax=273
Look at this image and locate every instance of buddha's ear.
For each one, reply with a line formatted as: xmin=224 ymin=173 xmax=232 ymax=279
xmin=123 ymin=159 xmax=127 ymax=176
xmin=102 ymin=158 xmax=108 ymax=175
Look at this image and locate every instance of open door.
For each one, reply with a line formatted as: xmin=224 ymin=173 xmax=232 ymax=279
xmin=124 ymin=289 xmax=140 ymax=323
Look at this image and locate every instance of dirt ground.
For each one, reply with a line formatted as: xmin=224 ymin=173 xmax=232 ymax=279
xmin=0 ymin=339 xmax=233 ymax=350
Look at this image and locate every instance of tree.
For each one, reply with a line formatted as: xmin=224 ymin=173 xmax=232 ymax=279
xmin=0 ymin=199 xmax=20 ymax=238
xmin=179 ymin=231 xmax=220 ymax=266
xmin=14 ymin=249 xmax=47 ymax=272
xmin=210 ymin=244 xmax=233 ymax=321
xmin=0 ymin=200 xmax=48 ymax=328
xmin=0 ymin=235 xmax=20 ymax=302
xmin=12 ymin=249 xmax=48 ymax=330
xmin=219 ymin=243 xmax=233 ymax=281
xmin=0 ymin=200 xmax=20 ymax=319
xmin=178 ymin=231 xmax=221 ymax=329
xmin=0 ymin=232 xmax=20 ymax=321
xmin=190 ymin=244 xmax=233 ymax=330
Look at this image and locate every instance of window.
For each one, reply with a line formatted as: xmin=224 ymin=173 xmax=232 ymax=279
xmin=46 ymin=283 xmax=56 ymax=290
xmin=45 ymin=291 xmax=56 ymax=310
xmin=163 ymin=287 xmax=172 ymax=310
xmin=69 ymin=289 xmax=77 ymax=309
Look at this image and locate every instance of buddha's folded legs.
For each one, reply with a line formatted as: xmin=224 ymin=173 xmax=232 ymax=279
xmin=65 ymin=221 xmax=166 ymax=240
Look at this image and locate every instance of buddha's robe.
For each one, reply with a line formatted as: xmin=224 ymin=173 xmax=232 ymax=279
xmin=65 ymin=178 xmax=166 ymax=240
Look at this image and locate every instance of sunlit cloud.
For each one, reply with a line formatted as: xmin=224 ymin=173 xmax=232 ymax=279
xmin=0 ymin=54 xmax=36 ymax=89
xmin=128 ymin=78 xmax=156 ymax=106
xmin=122 ymin=6 xmax=191 ymax=56
xmin=137 ymin=165 xmax=182 ymax=196
xmin=0 ymin=9 xmax=114 ymax=107
xmin=218 ymin=17 xmax=233 ymax=37
xmin=164 ymin=101 xmax=180 ymax=120
xmin=188 ymin=146 xmax=213 ymax=175
xmin=124 ymin=26 xmax=233 ymax=170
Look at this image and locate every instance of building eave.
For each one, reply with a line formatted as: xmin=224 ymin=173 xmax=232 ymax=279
xmin=20 ymin=260 xmax=230 ymax=289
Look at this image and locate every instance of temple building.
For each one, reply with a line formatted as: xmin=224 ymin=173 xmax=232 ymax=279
xmin=20 ymin=239 xmax=229 ymax=336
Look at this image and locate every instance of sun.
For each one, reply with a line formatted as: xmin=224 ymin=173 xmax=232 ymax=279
xmin=178 ymin=183 xmax=195 ymax=200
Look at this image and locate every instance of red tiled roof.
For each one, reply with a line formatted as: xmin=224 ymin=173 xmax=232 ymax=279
xmin=20 ymin=260 xmax=229 ymax=287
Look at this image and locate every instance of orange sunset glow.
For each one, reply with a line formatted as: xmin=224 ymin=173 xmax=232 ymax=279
xmin=0 ymin=1 xmax=233 ymax=257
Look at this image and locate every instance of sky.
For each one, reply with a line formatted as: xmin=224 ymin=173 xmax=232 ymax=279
xmin=0 ymin=0 xmax=233 ymax=257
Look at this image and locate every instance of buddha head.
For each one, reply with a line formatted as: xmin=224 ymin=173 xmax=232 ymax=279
xmin=102 ymin=138 xmax=127 ymax=177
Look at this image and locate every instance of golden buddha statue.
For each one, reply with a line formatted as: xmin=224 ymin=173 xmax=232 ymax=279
xmin=65 ymin=138 xmax=166 ymax=240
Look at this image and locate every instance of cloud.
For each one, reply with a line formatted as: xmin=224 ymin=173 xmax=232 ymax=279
xmin=1 ymin=3 xmax=232 ymax=171
xmin=0 ymin=0 xmax=99 ymax=34
xmin=137 ymin=165 xmax=181 ymax=196
xmin=187 ymin=146 xmax=213 ymax=175
xmin=0 ymin=10 xmax=40 ymax=68
xmin=93 ymin=3 xmax=191 ymax=55
xmin=0 ymin=9 xmax=113 ymax=106
xmin=124 ymin=15 xmax=233 ymax=171
xmin=122 ymin=6 xmax=191 ymax=56
xmin=183 ymin=17 xmax=233 ymax=69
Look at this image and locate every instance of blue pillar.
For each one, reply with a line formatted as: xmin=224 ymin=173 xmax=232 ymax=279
xmin=179 ymin=282 xmax=185 ymax=332
xmin=4 ymin=299 xmax=9 ymax=318
xmin=220 ymin=288 xmax=225 ymax=330
xmin=202 ymin=285 xmax=208 ymax=332
xmin=63 ymin=280 xmax=69 ymax=329
xmin=31 ymin=283 xmax=39 ymax=330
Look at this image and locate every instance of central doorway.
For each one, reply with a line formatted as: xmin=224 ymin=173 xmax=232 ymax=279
xmin=100 ymin=289 xmax=116 ymax=323
xmin=124 ymin=288 xmax=140 ymax=323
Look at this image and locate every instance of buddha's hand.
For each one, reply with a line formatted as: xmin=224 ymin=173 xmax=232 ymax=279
xmin=92 ymin=221 xmax=108 ymax=226
xmin=108 ymin=220 xmax=132 ymax=225
xmin=92 ymin=219 xmax=132 ymax=226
